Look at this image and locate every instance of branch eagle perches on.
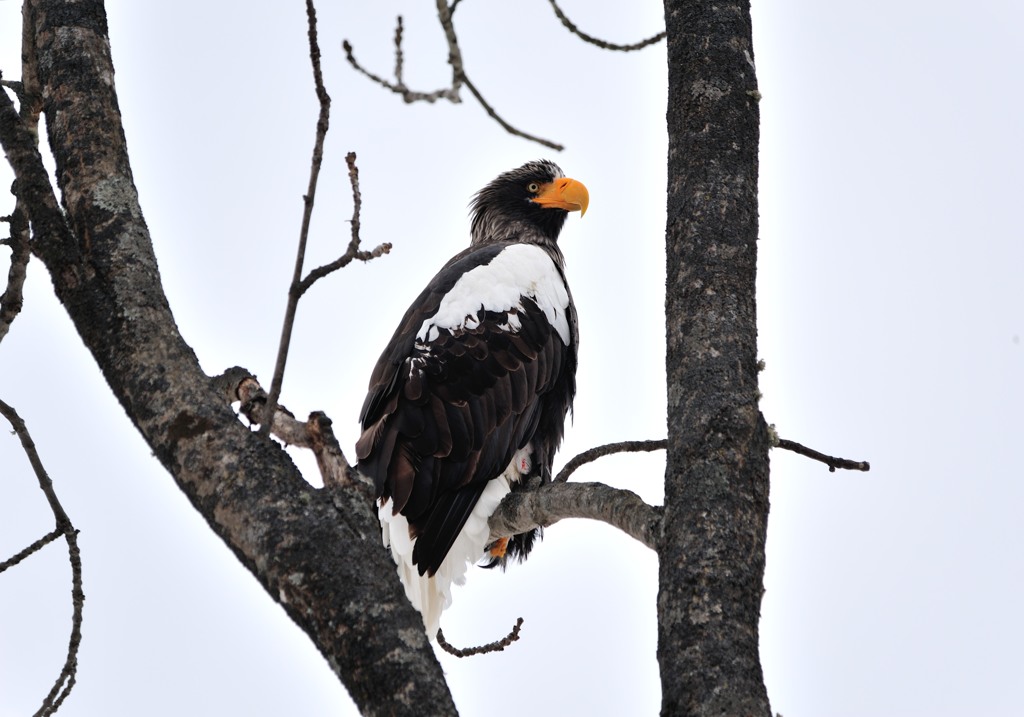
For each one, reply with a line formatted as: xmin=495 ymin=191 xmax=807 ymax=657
xmin=220 ymin=367 xmax=665 ymax=553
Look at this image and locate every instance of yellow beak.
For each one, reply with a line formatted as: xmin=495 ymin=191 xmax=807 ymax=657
xmin=531 ymin=177 xmax=589 ymax=217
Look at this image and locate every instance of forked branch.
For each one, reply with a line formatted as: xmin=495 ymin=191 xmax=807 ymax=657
xmin=343 ymin=1 xmax=565 ymax=150
xmin=261 ymin=2 xmax=390 ymax=438
xmin=0 ymin=399 xmax=84 ymax=717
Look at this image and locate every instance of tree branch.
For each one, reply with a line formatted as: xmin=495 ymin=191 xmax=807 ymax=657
xmin=488 ymin=481 xmax=662 ymax=551
xmin=260 ymin=0 xmax=334 ymax=439
xmin=262 ymin=8 xmax=391 ymax=439
xmin=343 ymin=2 xmax=566 ymax=150
xmin=554 ymin=439 xmax=667 ymax=482
xmin=546 ymin=0 xmax=666 ymax=52
xmin=0 ymin=399 xmax=83 ymax=717
xmin=0 ymin=528 xmax=61 ymax=573
xmin=460 ymin=74 xmax=565 ymax=151
xmin=294 ymin=153 xmax=392 ymax=297
xmin=342 ymin=16 xmax=460 ymax=104
xmin=437 ymin=617 xmax=524 ymax=657
xmin=775 ymin=436 xmax=870 ymax=473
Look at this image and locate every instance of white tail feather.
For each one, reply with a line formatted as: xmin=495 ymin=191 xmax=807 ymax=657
xmin=378 ymin=448 xmax=531 ymax=637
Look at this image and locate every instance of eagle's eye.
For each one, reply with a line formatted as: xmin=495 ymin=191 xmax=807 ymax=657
xmin=526 ymin=182 xmax=541 ymax=194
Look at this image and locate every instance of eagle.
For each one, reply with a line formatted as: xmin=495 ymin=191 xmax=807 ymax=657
xmin=355 ymin=160 xmax=588 ymax=636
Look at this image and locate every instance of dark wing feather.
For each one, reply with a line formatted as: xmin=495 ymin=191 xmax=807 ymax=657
xmin=357 ymin=242 xmax=577 ymax=575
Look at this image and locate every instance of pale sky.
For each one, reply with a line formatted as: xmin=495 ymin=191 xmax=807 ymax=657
xmin=1 ymin=1 xmax=1022 ymax=715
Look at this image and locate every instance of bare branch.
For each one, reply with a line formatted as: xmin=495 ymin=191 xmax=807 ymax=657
xmin=461 ymin=74 xmax=565 ymax=151
xmin=260 ymin=0 xmax=333 ymax=438
xmin=342 ymin=3 xmax=566 ymax=150
xmin=489 ymin=481 xmax=662 ymax=551
xmin=393 ymin=16 xmax=405 ymax=88
xmin=295 ymin=153 xmax=392 ymax=296
xmin=37 ymin=529 xmax=82 ymax=717
xmin=436 ymin=617 xmax=524 ymax=657
xmin=0 ymin=528 xmax=61 ymax=573
xmin=434 ymin=0 xmax=464 ymax=94
xmin=342 ymin=17 xmax=460 ymax=104
xmin=775 ymin=436 xmax=871 ymax=473
xmin=546 ymin=0 xmax=666 ymax=52
xmin=554 ymin=438 xmax=667 ymax=483
xmin=0 ymin=399 xmax=84 ymax=717
xmin=263 ymin=6 xmax=392 ymax=439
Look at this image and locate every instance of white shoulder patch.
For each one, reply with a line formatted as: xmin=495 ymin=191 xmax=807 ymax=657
xmin=417 ymin=244 xmax=570 ymax=345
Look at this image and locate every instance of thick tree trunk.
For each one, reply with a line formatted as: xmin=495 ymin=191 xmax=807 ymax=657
xmin=659 ymin=0 xmax=770 ymax=715
xmin=3 ymin=1 xmax=457 ymax=714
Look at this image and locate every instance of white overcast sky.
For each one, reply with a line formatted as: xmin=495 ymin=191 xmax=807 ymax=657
xmin=2 ymin=1 xmax=1022 ymax=715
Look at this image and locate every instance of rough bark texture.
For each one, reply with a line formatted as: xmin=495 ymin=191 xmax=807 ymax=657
xmin=6 ymin=2 xmax=458 ymax=714
xmin=659 ymin=0 xmax=771 ymax=715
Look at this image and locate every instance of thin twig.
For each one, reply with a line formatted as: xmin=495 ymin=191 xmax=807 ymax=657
xmin=461 ymin=74 xmax=565 ymax=151
xmin=393 ymin=16 xmax=405 ymax=86
xmin=37 ymin=528 xmax=83 ymax=717
xmin=554 ymin=439 xmax=667 ymax=483
xmin=0 ymin=528 xmax=62 ymax=573
xmin=776 ymin=438 xmax=870 ymax=473
xmin=436 ymin=617 xmax=524 ymax=657
xmin=547 ymin=0 xmax=666 ymax=52
xmin=343 ymin=17 xmax=460 ymax=105
xmin=261 ymin=0 xmax=333 ymax=438
xmin=0 ymin=399 xmax=84 ymax=716
xmin=295 ymin=153 xmax=391 ymax=297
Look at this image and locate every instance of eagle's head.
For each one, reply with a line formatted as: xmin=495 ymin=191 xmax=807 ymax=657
xmin=470 ymin=160 xmax=589 ymax=246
